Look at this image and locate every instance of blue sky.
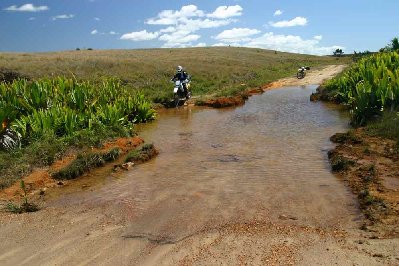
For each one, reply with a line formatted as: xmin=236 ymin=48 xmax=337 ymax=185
xmin=1 ymin=0 xmax=398 ymax=55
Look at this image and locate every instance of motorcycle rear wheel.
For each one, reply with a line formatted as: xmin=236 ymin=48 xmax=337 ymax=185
xmin=297 ymin=71 xmax=305 ymax=79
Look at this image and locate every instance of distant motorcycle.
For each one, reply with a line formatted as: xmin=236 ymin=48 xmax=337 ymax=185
xmin=297 ymin=66 xmax=310 ymax=79
xmin=172 ymin=79 xmax=191 ymax=107
xmin=0 ymin=127 xmax=20 ymax=151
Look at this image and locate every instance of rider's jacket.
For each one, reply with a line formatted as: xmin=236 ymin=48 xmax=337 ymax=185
xmin=172 ymin=71 xmax=190 ymax=82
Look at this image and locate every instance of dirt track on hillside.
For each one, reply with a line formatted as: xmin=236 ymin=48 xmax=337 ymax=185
xmin=263 ymin=64 xmax=347 ymax=89
xmin=1 ymin=65 xmax=399 ymax=265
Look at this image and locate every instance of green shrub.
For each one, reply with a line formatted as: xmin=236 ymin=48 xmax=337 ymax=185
xmin=366 ymin=111 xmax=399 ymax=141
xmin=125 ymin=143 xmax=157 ymax=163
xmin=103 ymin=148 xmax=122 ymax=162
xmin=0 ymin=77 xmax=155 ymax=142
xmin=324 ymin=52 xmax=399 ymax=125
xmin=331 ymin=155 xmax=355 ymax=172
xmin=5 ymin=180 xmax=39 ymax=214
xmin=53 ymin=149 xmax=121 ymax=180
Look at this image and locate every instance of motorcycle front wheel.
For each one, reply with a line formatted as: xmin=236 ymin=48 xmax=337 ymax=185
xmin=174 ymin=93 xmax=180 ymax=107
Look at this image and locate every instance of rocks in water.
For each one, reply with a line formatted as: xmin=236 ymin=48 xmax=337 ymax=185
xmin=121 ymin=162 xmax=135 ymax=170
xmin=113 ymin=162 xmax=135 ymax=172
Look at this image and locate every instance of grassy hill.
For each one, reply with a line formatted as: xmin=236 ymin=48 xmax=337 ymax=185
xmin=0 ymin=47 xmax=348 ymax=102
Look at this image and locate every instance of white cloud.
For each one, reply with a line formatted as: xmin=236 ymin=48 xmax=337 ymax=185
xmin=28 ymin=17 xmax=35 ymax=21
xmin=122 ymin=4 xmax=243 ymax=48
xmin=158 ymin=23 xmax=207 ymax=47
xmin=270 ymin=17 xmax=308 ymax=28
xmin=212 ymin=43 xmax=227 ymax=47
xmin=94 ymin=17 xmax=100 ymax=21
xmin=215 ymin=28 xmax=261 ymax=43
xmin=195 ymin=42 xmax=207 ymax=47
xmin=274 ymin=10 xmax=283 ymax=16
xmin=91 ymin=29 xmax=119 ymax=35
xmin=159 ymin=32 xmax=201 ymax=47
xmin=146 ymin=5 xmax=205 ymax=25
xmin=207 ymin=5 xmax=243 ymax=19
xmin=145 ymin=5 xmax=238 ymax=31
xmin=314 ymin=35 xmax=323 ymax=41
xmin=4 ymin=3 xmax=49 ymax=12
xmin=191 ymin=18 xmax=234 ymax=29
xmin=120 ymin=30 xmax=159 ymax=41
xmin=160 ymin=27 xmax=176 ymax=33
xmin=243 ymin=32 xmax=343 ymax=55
xmin=52 ymin=14 xmax=75 ymax=21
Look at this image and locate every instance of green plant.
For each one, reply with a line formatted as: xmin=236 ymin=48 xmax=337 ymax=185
xmin=53 ymin=153 xmax=105 ymax=180
xmin=53 ymin=148 xmax=122 ymax=180
xmin=366 ymin=111 xmax=399 ymax=141
xmin=331 ymin=155 xmax=355 ymax=172
xmin=5 ymin=180 xmax=39 ymax=213
xmin=103 ymin=148 xmax=122 ymax=162
xmin=363 ymin=146 xmax=371 ymax=154
xmin=0 ymin=77 xmax=155 ymax=143
xmin=125 ymin=143 xmax=157 ymax=163
xmin=325 ymin=52 xmax=399 ymax=125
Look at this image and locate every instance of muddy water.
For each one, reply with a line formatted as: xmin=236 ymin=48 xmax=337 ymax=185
xmin=55 ymin=85 xmax=360 ymax=243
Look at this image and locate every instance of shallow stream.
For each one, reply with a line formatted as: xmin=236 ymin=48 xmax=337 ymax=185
xmin=54 ymin=85 xmax=360 ymax=241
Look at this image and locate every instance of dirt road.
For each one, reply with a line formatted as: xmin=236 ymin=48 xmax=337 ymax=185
xmin=263 ymin=65 xmax=347 ymax=90
xmin=1 ymin=65 xmax=398 ymax=265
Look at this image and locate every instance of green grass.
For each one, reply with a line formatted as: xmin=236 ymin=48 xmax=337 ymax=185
xmin=365 ymin=111 xmax=399 ymax=142
xmin=0 ymin=47 xmax=347 ymax=102
xmin=0 ymin=126 xmax=129 ymax=189
xmin=52 ymin=148 xmax=122 ymax=180
xmin=125 ymin=143 xmax=157 ymax=163
xmin=330 ymin=155 xmax=355 ymax=172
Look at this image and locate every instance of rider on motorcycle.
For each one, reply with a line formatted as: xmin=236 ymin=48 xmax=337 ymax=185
xmin=298 ymin=66 xmax=310 ymax=73
xmin=171 ymin=65 xmax=191 ymax=99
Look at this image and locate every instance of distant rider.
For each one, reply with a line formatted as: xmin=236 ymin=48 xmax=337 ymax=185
xmin=299 ymin=66 xmax=310 ymax=73
xmin=171 ymin=65 xmax=191 ymax=99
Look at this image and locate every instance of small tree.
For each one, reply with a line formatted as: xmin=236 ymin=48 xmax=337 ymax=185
xmin=391 ymin=37 xmax=399 ymax=51
xmin=383 ymin=37 xmax=399 ymax=52
xmin=333 ymin=48 xmax=344 ymax=57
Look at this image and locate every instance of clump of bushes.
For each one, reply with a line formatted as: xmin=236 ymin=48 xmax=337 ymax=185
xmin=0 ymin=77 xmax=155 ymax=149
xmin=324 ymin=51 xmax=399 ymax=126
xmin=125 ymin=143 xmax=157 ymax=163
xmin=53 ymin=148 xmax=121 ymax=180
xmin=0 ymin=77 xmax=156 ymax=188
xmin=330 ymin=154 xmax=355 ymax=172
xmin=330 ymin=131 xmax=362 ymax=144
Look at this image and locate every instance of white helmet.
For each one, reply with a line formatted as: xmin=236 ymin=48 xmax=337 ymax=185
xmin=176 ymin=65 xmax=183 ymax=73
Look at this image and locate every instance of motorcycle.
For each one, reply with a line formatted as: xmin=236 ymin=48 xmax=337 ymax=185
xmin=172 ymin=79 xmax=191 ymax=107
xmin=297 ymin=66 xmax=310 ymax=79
xmin=0 ymin=127 xmax=21 ymax=151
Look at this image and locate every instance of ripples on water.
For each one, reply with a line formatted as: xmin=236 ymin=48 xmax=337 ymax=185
xmin=56 ymin=85 xmax=359 ymax=232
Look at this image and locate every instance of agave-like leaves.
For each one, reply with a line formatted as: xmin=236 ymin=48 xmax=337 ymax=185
xmin=0 ymin=77 xmax=156 ymax=148
xmin=326 ymin=51 xmax=399 ymax=125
